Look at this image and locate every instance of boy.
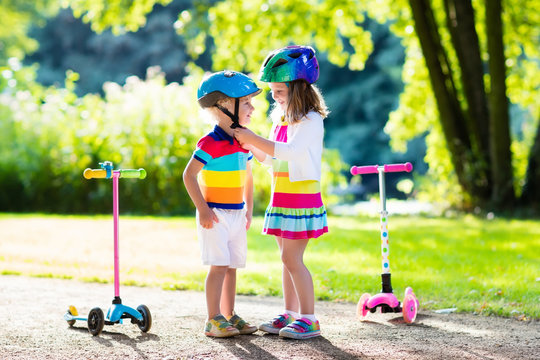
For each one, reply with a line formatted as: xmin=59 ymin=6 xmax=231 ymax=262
xmin=183 ymin=70 xmax=261 ymax=337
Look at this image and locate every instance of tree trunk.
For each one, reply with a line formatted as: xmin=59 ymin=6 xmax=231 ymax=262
xmin=408 ymin=0 xmax=488 ymax=203
xmin=485 ymin=0 xmax=515 ymax=207
xmin=443 ymin=0 xmax=491 ymax=194
xmin=521 ymin=119 xmax=540 ymax=209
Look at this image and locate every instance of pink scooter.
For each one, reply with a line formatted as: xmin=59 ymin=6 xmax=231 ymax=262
xmin=350 ymin=162 xmax=419 ymax=323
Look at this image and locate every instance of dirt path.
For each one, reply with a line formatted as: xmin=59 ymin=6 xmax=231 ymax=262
xmin=0 ymin=276 xmax=538 ymax=359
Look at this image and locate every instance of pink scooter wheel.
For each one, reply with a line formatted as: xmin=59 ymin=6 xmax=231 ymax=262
xmin=402 ymin=294 xmax=418 ymax=323
xmin=357 ymin=293 xmax=371 ymax=318
xmin=405 ymin=286 xmax=420 ymax=309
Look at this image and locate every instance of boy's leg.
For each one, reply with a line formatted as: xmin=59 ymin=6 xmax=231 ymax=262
xmin=280 ymin=238 xmax=314 ymax=315
xmin=220 ymin=268 xmax=237 ymax=317
xmin=206 ymin=265 xmax=228 ymax=319
xmin=277 ymin=236 xmax=300 ymax=313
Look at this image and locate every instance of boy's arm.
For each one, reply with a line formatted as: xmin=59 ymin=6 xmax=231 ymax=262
xmin=244 ymin=161 xmax=253 ymax=230
xmin=182 ymin=158 xmax=218 ymax=229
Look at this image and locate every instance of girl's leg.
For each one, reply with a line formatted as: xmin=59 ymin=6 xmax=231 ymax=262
xmin=220 ymin=268 xmax=237 ymax=318
xmin=280 ymin=238 xmax=314 ymax=315
xmin=276 ymin=236 xmax=300 ymax=313
xmin=205 ymin=265 xmax=228 ymax=319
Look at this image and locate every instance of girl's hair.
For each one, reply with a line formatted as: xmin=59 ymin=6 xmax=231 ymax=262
xmin=272 ymin=80 xmax=329 ymax=124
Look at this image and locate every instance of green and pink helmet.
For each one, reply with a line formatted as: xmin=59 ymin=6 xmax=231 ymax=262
xmin=259 ymin=45 xmax=319 ymax=84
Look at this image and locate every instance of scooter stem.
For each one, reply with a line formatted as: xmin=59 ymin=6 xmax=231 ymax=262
xmin=113 ymin=171 xmax=120 ymax=299
xmin=378 ymin=167 xmax=393 ymax=293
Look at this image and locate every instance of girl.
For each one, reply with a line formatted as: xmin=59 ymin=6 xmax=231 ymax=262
xmin=234 ymin=45 xmax=329 ymax=340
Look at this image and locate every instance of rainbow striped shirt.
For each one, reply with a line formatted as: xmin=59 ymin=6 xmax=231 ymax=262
xmin=193 ymin=125 xmax=252 ymax=209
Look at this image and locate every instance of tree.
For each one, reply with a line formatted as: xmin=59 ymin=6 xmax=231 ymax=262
xmin=26 ymin=0 xmax=540 ymax=212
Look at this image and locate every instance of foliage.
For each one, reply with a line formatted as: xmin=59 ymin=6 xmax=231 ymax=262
xmin=0 ymin=0 xmax=59 ymax=61
xmin=25 ymin=2 xmax=195 ymax=95
xmin=62 ymin=0 xmax=174 ymax=34
xmin=173 ymin=0 xmax=540 ymax=211
xmin=0 ymin=63 xmax=347 ymax=214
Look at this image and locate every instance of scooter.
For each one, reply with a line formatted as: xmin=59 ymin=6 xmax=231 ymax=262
xmin=350 ymin=162 xmax=419 ymax=323
xmin=64 ymin=161 xmax=152 ymax=336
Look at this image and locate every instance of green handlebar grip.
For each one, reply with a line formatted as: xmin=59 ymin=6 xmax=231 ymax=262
xmin=119 ymin=169 xmax=146 ymax=179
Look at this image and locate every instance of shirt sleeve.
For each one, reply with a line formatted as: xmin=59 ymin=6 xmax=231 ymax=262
xmin=193 ymin=136 xmax=213 ymax=165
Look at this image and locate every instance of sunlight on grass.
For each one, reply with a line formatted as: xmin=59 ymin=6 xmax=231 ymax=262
xmin=0 ymin=213 xmax=538 ymax=318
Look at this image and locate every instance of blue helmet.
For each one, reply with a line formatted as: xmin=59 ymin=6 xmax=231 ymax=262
xmin=197 ymin=70 xmax=262 ymax=108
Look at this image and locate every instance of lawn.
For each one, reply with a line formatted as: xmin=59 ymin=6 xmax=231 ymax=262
xmin=0 ymin=213 xmax=538 ymax=319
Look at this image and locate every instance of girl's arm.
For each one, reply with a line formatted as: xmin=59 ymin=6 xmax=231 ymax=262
xmin=244 ymin=161 xmax=253 ymax=230
xmin=182 ymin=158 xmax=218 ymax=228
xmin=242 ymin=144 xmax=268 ymax=163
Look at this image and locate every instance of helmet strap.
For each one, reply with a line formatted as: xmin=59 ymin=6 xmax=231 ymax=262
xmin=215 ymin=98 xmax=242 ymax=129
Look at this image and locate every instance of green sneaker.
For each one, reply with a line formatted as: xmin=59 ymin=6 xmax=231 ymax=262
xmin=227 ymin=313 xmax=258 ymax=335
xmin=258 ymin=313 xmax=295 ymax=334
xmin=204 ymin=315 xmax=240 ymax=338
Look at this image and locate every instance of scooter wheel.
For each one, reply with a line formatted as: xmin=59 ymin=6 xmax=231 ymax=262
xmin=402 ymin=294 xmax=418 ymax=324
xmin=405 ymin=287 xmax=420 ymax=309
xmin=88 ymin=307 xmax=105 ymax=336
xmin=66 ymin=305 xmax=78 ymax=326
xmin=356 ymin=293 xmax=371 ymax=318
xmin=137 ymin=305 xmax=152 ymax=333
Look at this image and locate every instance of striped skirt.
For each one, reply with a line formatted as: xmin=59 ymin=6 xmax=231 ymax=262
xmin=262 ymin=158 xmax=328 ymax=240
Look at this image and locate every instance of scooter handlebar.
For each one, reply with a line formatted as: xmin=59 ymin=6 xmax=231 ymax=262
xmin=83 ymin=168 xmax=147 ymax=179
xmin=350 ymin=162 xmax=413 ymax=175
xmin=83 ymin=168 xmax=107 ymax=179
xmin=119 ymin=169 xmax=147 ymax=179
xmin=350 ymin=165 xmax=379 ymax=175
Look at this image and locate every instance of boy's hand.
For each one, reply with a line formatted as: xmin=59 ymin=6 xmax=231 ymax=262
xmin=199 ymin=206 xmax=218 ymax=229
xmin=245 ymin=211 xmax=252 ymax=230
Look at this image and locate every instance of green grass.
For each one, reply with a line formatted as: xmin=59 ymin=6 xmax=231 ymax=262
xmin=0 ymin=213 xmax=538 ymax=319
xmin=241 ymin=215 xmax=540 ymax=319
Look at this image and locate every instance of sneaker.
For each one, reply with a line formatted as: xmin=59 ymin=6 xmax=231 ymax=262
xmin=204 ymin=315 xmax=240 ymax=338
xmin=279 ymin=317 xmax=321 ymax=339
xmin=227 ymin=313 xmax=258 ymax=335
xmin=258 ymin=313 xmax=295 ymax=334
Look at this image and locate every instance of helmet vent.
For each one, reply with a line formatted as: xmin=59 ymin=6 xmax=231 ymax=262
xmin=272 ymin=58 xmax=289 ymax=68
xmin=288 ymin=52 xmax=302 ymax=59
xmin=263 ymin=54 xmax=274 ymax=67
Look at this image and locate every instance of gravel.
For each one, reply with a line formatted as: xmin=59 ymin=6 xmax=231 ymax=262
xmin=0 ymin=275 xmax=538 ymax=359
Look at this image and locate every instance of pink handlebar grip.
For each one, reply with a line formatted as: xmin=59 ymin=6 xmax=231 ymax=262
xmin=350 ymin=162 xmax=413 ymax=175
xmin=384 ymin=162 xmax=413 ymax=173
xmin=350 ymin=165 xmax=379 ymax=175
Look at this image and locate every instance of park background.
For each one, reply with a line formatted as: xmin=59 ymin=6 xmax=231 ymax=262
xmin=0 ymin=0 xmax=538 ymax=319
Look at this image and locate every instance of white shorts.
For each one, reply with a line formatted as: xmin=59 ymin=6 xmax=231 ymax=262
xmin=196 ymin=207 xmax=247 ymax=268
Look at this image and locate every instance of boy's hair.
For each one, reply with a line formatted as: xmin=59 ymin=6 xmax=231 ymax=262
xmin=273 ymin=80 xmax=329 ymax=124
xmin=205 ymin=96 xmax=233 ymax=119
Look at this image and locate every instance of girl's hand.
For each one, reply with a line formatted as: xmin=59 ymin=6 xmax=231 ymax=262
xmin=199 ymin=206 xmax=218 ymax=229
xmin=233 ymin=127 xmax=255 ymax=145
